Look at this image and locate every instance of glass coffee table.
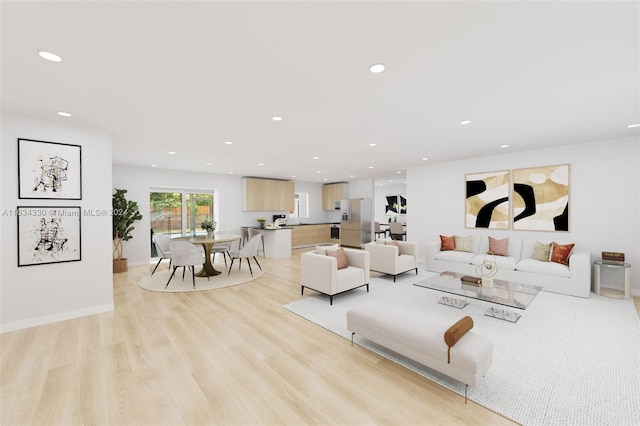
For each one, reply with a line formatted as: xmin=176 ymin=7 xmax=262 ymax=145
xmin=414 ymin=271 xmax=542 ymax=322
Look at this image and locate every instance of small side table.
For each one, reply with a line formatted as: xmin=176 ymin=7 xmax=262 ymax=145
xmin=593 ymin=260 xmax=631 ymax=299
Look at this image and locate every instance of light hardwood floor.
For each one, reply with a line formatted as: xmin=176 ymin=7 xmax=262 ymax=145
xmin=2 ymin=250 xmax=639 ymax=425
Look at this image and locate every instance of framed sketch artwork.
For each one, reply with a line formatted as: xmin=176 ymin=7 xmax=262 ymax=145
xmin=17 ymin=206 xmax=81 ymax=267
xmin=465 ymin=170 xmax=510 ymax=229
xmin=18 ymin=138 xmax=82 ymax=200
xmin=512 ymin=164 xmax=570 ymax=232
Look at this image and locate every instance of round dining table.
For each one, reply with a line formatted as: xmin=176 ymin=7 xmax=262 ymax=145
xmin=176 ymin=234 xmax=240 ymax=277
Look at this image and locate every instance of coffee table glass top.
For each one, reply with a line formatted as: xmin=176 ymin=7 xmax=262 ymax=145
xmin=414 ymin=271 xmax=542 ymax=310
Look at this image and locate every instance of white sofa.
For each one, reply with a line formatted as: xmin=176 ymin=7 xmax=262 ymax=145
xmin=426 ymin=236 xmax=591 ymax=298
xmin=301 ymin=246 xmax=370 ymax=305
xmin=347 ymin=302 xmax=493 ymax=401
xmin=364 ymin=240 xmax=418 ymax=282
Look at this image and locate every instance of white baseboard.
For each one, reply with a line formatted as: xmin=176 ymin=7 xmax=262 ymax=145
xmin=1 ymin=303 xmax=114 ymax=333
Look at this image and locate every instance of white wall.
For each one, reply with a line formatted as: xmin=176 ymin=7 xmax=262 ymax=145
xmin=112 ymin=166 xmax=337 ymax=265
xmin=407 ymin=136 xmax=640 ymax=295
xmin=1 ymin=114 xmax=114 ymax=332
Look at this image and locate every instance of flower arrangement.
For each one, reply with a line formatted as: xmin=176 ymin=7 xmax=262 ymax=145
xmin=201 ymin=219 xmax=216 ymax=231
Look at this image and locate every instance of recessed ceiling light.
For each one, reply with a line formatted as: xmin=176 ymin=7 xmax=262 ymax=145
xmin=323 ymin=178 xmax=328 ymax=181
xmin=369 ymin=63 xmax=385 ymax=73
xmin=258 ymin=163 xmax=265 ymax=166
xmin=151 ymin=164 xmax=158 ymax=167
xmin=205 ymin=162 xmax=212 ymax=166
xmin=57 ymin=111 xmax=72 ymax=117
xmin=225 ymin=141 xmax=233 ymax=145
xmin=460 ymin=120 xmax=471 ymax=125
xmin=168 ymin=151 xmax=176 ymax=155
xmin=500 ymin=144 xmax=509 ymax=148
xmin=422 ymin=157 xmax=429 ymax=161
xmin=388 ymin=180 xmax=393 ymax=182
xmin=272 ymin=116 xmax=282 ymax=121
xmin=313 ymin=156 xmax=320 ymax=160
xmin=349 ymin=175 xmax=354 ymax=178
xmin=628 ymin=123 xmax=640 ymax=128
xmin=369 ymin=143 xmax=377 ymax=147
xmin=38 ymin=51 xmax=62 ymax=62
xmin=396 ymin=171 xmax=402 ymax=174
xmin=228 ymin=171 xmax=234 ymax=174
xmin=368 ymin=166 xmax=374 ymax=169
xmin=291 ymin=175 xmax=296 ymax=178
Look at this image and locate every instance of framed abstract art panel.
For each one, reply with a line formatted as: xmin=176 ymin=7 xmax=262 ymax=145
xmin=512 ymin=164 xmax=570 ymax=232
xmin=17 ymin=206 xmax=82 ymax=266
xmin=465 ymin=170 xmax=510 ymax=229
xmin=18 ymin=138 xmax=82 ymax=200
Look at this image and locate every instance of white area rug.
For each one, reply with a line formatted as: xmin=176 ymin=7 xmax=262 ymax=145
xmin=283 ymin=271 xmax=640 ymax=426
xmin=139 ymin=260 xmax=263 ymax=292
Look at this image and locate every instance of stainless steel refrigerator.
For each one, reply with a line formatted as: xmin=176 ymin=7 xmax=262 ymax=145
xmin=340 ymin=198 xmax=372 ymax=248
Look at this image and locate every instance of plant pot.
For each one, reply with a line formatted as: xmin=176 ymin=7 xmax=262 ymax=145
xmin=259 ymin=222 xmax=265 ymax=229
xmin=113 ymin=258 xmax=128 ymax=273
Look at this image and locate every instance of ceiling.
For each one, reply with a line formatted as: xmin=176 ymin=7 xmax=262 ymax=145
xmin=2 ymin=1 xmax=638 ymax=185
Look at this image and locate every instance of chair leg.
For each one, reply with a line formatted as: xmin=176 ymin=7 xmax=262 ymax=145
xmin=192 ymin=266 xmax=196 ymax=289
xmin=247 ymin=258 xmax=253 ymax=277
xmin=227 ymin=259 xmax=235 ymax=276
xmin=329 ymin=295 xmax=333 ymax=305
xmin=253 ymin=256 xmax=263 ymax=271
xmin=366 ymin=284 xmax=369 ymax=292
xmin=301 ymin=286 xmax=305 ymax=295
xmin=182 ymin=266 xmax=186 ymax=280
xmin=165 ymin=266 xmax=177 ymax=288
xmin=151 ymin=258 xmax=163 ymax=276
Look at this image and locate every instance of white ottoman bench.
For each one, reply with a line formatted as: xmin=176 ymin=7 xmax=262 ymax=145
xmin=346 ymin=302 xmax=493 ymax=402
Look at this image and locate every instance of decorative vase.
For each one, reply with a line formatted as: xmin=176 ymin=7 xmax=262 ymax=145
xmin=259 ymin=222 xmax=265 ymax=229
xmin=206 ymin=229 xmax=214 ymax=238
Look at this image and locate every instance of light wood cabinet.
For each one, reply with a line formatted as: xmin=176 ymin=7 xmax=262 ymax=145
xmin=243 ymin=178 xmax=294 ymax=211
xmin=290 ymin=224 xmax=332 ymax=248
xmin=322 ymin=183 xmax=348 ymax=211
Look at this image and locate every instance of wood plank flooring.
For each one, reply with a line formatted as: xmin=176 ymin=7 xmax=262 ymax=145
xmin=2 ymin=249 xmax=639 ymax=425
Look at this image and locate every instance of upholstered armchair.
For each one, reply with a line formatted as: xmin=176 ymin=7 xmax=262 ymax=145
xmin=301 ymin=246 xmax=370 ymax=305
xmin=364 ymin=240 xmax=418 ymax=282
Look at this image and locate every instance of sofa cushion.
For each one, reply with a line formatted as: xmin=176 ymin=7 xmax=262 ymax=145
xmin=471 ymin=253 xmax=518 ymax=271
xmin=488 ymin=237 xmax=509 ymax=256
xmin=316 ymin=244 xmax=340 ymax=255
xmin=327 ymin=247 xmax=348 ymax=269
xmin=336 ymin=266 xmax=366 ymax=291
xmin=550 ymin=242 xmax=575 ymax=265
xmin=454 ymin=235 xmax=472 ymax=252
xmin=479 ymin=236 xmax=522 ymax=258
xmin=440 ymin=235 xmax=455 ymax=251
xmin=436 ymin=250 xmax=475 ymax=264
xmin=516 ymin=258 xmax=571 ymax=278
xmin=532 ymin=242 xmax=552 ymax=262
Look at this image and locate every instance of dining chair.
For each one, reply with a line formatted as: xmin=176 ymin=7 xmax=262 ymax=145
xmin=227 ymin=234 xmax=263 ymax=277
xmin=239 ymin=227 xmax=250 ymax=248
xmin=211 ymin=231 xmax=231 ymax=267
xmin=374 ymin=222 xmax=388 ymax=240
xmin=166 ymin=240 xmax=208 ymax=289
xmin=151 ymin=233 xmax=172 ymax=275
xmin=248 ymin=227 xmax=265 ymax=257
xmin=389 ymin=222 xmax=406 ymax=241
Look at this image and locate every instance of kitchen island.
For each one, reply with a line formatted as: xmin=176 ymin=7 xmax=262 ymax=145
xmin=251 ymin=227 xmax=292 ymax=259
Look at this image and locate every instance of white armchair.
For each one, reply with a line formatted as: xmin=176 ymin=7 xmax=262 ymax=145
xmin=364 ymin=240 xmax=418 ymax=282
xmin=301 ymin=247 xmax=370 ymax=305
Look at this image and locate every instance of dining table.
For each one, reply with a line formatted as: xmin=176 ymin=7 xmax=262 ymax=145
xmin=176 ymin=234 xmax=240 ymax=277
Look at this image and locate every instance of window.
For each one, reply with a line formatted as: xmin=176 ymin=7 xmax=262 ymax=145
xmin=150 ymin=190 xmax=215 ymax=239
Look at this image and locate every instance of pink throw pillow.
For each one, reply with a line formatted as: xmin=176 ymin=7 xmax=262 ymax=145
xmin=488 ymin=237 xmax=509 ymax=256
xmin=327 ymin=247 xmax=348 ymax=269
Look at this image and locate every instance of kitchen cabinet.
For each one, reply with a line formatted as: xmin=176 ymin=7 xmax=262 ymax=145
xmin=243 ymin=178 xmax=294 ymax=211
xmin=322 ymin=183 xmax=348 ymax=211
xmin=291 ymin=224 xmax=332 ymax=248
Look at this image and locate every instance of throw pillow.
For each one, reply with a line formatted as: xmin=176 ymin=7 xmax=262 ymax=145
xmin=444 ymin=316 xmax=474 ymax=364
xmin=385 ymin=239 xmax=401 ymax=255
xmin=440 ymin=235 xmax=455 ymax=251
xmin=453 ymin=235 xmax=472 ymax=252
xmin=488 ymin=236 xmax=509 ymax=256
xmin=326 ymin=247 xmax=348 ymax=270
xmin=316 ymin=244 xmax=340 ymax=255
xmin=532 ymin=241 xmax=552 ymax=262
xmin=550 ymin=242 xmax=575 ymax=265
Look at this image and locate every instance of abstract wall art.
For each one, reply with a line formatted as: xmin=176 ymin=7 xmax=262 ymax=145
xmin=385 ymin=194 xmax=407 ymax=215
xmin=512 ymin=164 xmax=570 ymax=232
xmin=17 ymin=206 xmax=81 ymax=266
xmin=18 ymin=139 xmax=82 ymax=199
xmin=465 ymin=170 xmax=510 ymax=229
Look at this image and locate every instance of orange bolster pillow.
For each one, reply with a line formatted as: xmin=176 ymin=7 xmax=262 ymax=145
xmin=444 ymin=316 xmax=474 ymax=363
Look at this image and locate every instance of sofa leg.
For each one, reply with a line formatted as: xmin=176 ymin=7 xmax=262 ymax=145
xmin=366 ymin=284 xmax=369 ymax=292
xmin=329 ymin=295 xmax=333 ymax=305
xmin=351 ymin=332 xmax=355 ymax=346
xmin=393 ymin=275 xmax=396 ymax=282
xmin=465 ymin=384 xmax=468 ymax=404
xmin=301 ymin=286 xmax=304 ymax=295
xmin=415 ymin=268 xmax=418 ymax=275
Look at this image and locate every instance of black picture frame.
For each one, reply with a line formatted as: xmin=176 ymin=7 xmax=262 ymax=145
xmin=17 ymin=206 xmax=82 ymax=267
xmin=18 ymin=138 xmax=82 ymax=200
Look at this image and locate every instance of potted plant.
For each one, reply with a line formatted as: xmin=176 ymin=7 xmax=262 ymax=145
xmin=112 ymin=188 xmax=143 ymax=273
xmin=201 ymin=218 xmax=216 ymax=237
xmin=257 ymin=217 xmax=267 ymax=228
